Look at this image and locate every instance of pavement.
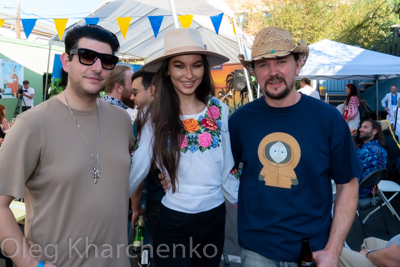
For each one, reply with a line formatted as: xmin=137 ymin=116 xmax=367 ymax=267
xmin=1 ymin=187 xmax=400 ymax=267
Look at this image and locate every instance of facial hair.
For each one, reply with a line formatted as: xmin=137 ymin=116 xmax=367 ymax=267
xmin=263 ymin=75 xmax=294 ymax=100
xmin=359 ymin=130 xmax=373 ymax=141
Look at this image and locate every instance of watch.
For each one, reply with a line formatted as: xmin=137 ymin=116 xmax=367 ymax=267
xmin=366 ymin=249 xmax=375 ymax=259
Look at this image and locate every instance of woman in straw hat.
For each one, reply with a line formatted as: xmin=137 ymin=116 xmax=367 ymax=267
xmin=129 ymin=28 xmax=239 ymax=266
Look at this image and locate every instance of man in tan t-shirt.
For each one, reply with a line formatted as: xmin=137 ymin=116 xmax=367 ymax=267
xmin=0 ymin=25 xmax=134 ymax=266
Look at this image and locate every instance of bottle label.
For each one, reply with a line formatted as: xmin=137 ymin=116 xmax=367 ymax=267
xmin=133 ymin=241 xmax=141 ymax=247
xmin=141 ymin=250 xmax=149 ymax=265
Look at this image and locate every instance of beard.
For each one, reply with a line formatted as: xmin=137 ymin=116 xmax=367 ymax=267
xmin=359 ymin=131 xmax=373 ymax=141
xmin=263 ymin=75 xmax=294 ymax=100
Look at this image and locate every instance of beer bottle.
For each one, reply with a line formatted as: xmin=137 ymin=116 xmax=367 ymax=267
xmin=133 ymin=215 xmax=145 ymax=253
xmin=298 ymin=237 xmax=317 ymax=267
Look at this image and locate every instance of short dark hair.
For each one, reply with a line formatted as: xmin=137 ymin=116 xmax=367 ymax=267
xmin=65 ymin=25 xmax=120 ymax=60
xmin=23 ymin=80 xmax=29 ymax=85
xmin=391 ymin=84 xmax=398 ymax=89
xmin=131 ymin=70 xmax=155 ymax=90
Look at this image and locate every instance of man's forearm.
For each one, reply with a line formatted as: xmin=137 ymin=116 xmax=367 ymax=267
xmin=325 ymin=178 xmax=359 ymax=258
xmin=0 ymin=196 xmax=39 ymax=267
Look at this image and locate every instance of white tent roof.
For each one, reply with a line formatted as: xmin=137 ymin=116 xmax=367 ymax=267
xmin=50 ymin=0 xmax=251 ymax=63
xmin=299 ymin=39 xmax=400 ymax=80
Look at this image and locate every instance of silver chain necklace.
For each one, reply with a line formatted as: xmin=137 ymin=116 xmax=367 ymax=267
xmin=64 ymin=91 xmax=100 ymax=183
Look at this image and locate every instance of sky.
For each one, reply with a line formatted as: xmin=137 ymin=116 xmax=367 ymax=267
xmin=0 ymin=0 xmax=108 ymax=26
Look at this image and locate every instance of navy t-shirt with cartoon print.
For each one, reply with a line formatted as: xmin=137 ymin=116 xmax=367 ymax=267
xmin=229 ymin=94 xmax=362 ymax=262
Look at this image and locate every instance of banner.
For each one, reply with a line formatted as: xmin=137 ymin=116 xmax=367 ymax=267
xmin=0 ymin=59 xmax=24 ymax=99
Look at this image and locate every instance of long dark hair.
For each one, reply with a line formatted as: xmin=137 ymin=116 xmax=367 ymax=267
xmin=138 ymin=55 xmax=215 ymax=192
xmin=344 ymin=83 xmax=360 ymax=106
xmin=364 ymin=119 xmax=385 ymax=147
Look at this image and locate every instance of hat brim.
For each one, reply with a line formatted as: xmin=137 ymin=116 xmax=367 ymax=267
xmin=239 ymin=40 xmax=309 ymax=73
xmin=142 ymin=50 xmax=230 ymax=73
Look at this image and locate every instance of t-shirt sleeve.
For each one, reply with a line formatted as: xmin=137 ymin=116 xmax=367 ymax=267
xmin=0 ymin=116 xmax=40 ymax=198
xmin=329 ymin=115 xmax=362 ymax=184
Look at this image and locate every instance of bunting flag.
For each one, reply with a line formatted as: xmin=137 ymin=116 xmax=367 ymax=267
xmin=148 ymin=16 xmax=163 ymax=38
xmin=0 ymin=19 xmax=4 ymax=28
xmin=85 ymin=17 xmax=100 ymax=25
xmin=54 ymin=19 xmax=68 ymax=40
xmin=178 ymin=15 xmax=193 ymax=28
xmin=231 ymin=17 xmax=236 ymax=35
xmin=210 ymin=13 xmax=223 ymax=35
xmin=117 ymin=17 xmax=131 ymax=39
xmin=21 ymin=19 xmax=37 ymax=39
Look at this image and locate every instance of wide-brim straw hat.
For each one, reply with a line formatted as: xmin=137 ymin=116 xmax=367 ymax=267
xmin=142 ymin=28 xmax=229 ymax=73
xmin=239 ymin=27 xmax=309 ymax=73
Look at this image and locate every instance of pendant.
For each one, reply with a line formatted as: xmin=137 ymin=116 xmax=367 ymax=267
xmin=92 ymin=165 xmax=101 ymax=184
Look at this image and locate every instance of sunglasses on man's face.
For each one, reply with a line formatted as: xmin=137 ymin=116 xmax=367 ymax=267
xmin=69 ymin=48 xmax=119 ymax=70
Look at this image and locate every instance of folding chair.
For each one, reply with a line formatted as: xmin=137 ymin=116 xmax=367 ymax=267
xmin=357 ymin=169 xmax=389 ymax=237
xmin=363 ymin=180 xmax=400 ymax=223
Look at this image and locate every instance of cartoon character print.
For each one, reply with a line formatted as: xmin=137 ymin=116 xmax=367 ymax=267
xmin=258 ymin=132 xmax=301 ymax=189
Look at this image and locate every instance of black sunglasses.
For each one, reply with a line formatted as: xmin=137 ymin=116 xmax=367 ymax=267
xmin=69 ymin=48 xmax=119 ymax=70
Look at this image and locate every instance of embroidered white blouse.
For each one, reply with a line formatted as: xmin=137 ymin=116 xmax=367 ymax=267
xmin=129 ymin=97 xmax=239 ymax=213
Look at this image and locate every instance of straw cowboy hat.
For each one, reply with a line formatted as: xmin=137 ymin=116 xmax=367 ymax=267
xmin=239 ymin=27 xmax=309 ymax=73
xmin=142 ymin=28 xmax=229 ymax=73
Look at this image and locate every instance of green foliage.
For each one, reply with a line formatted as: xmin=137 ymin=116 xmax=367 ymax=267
xmin=48 ymin=78 xmax=65 ymax=99
xmin=239 ymin=0 xmax=398 ymax=49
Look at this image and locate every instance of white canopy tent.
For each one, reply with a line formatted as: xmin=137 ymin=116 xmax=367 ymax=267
xmin=49 ymin=0 xmax=252 ymax=63
xmin=299 ymin=39 xmax=400 ymax=117
xmin=46 ymin=0 xmax=253 ymax=100
xmin=299 ymin=39 xmax=400 ymax=80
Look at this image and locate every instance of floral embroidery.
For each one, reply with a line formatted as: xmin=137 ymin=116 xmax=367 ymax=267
xmin=230 ymin=167 xmax=242 ymax=180
xmin=180 ymin=97 xmax=223 ymax=153
xmin=183 ymin=118 xmax=200 ymax=133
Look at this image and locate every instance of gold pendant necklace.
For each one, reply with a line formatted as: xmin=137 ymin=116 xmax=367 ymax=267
xmin=64 ymin=91 xmax=100 ymax=183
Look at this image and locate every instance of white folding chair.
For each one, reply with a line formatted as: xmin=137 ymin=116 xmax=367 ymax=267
xmin=363 ymin=180 xmax=400 ymax=223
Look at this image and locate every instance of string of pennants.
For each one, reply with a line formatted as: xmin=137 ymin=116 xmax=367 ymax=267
xmin=0 ymin=13 xmax=237 ymax=40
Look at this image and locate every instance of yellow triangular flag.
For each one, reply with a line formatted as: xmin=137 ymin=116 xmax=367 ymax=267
xmin=117 ymin=17 xmax=132 ymax=39
xmin=231 ymin=17 xmax=236 ymax=35
xmin=0 ymin=19 xmax=4 ymax=28
xmin=54 ymin=19 xmax=68 ymax=40
xmin=178 ymin=15 xmax=193 ymax=28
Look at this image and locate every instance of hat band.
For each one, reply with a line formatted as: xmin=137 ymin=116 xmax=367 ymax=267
xmin=165 ymin=46 xmax=206 ymax=56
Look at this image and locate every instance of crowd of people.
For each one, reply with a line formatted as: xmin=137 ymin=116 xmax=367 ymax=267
xmin=0 ymin=23 xmax=399 ymax=267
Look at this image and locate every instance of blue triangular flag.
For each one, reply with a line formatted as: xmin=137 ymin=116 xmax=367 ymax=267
xmin=210 ymin=13 xmax=223 ymax=35
xmin=85 ymin=17 xmax=100 ymax=25
xmin=148 ymin=16 xmax=163 ymax=38
xmin=21 ymin=19 xmax=37 ymax=39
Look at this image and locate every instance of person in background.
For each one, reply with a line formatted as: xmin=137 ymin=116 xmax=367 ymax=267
xmin=129 ymin=28 xmax=239 ymax=266
xmin=0 ymin=24 xmax=134 ymax=266
xmin=351 ymin=120 xmax=387 ymax=198
xmin=338 ymin=83 xmax=361 ymax=129
xmin=298 ymin=77 xmax=320 ymax=99
xmin=18 ymin=80 xmax=35 ymax=112
xmin=379 ymin=120 xmax=400 ymax=182
xmin=129 ymin=70 xmax=160 ymax=232
xmin=339 ymin=234 xmax=400 ymax=267
xmin=0 ymin=104 xmax=10 ymax=145
xmin=381 ymin=84 xmax=400 ymax=121
xmin=101 ymin=64 xmax=136 ymax=123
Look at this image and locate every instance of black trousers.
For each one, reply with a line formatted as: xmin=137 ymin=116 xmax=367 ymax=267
xmin=153 ymin=203 xmax=226 ymax=267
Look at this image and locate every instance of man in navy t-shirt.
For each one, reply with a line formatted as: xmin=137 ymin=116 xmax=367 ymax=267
xmin=230 ymin=27 xmax=362 ymax=267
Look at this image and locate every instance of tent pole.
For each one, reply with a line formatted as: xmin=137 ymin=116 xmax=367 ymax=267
xmin=376 ymin=79 xmax=379 ymax=119
xmin=233 ymin=20 xmax=253 ymax=101
xmin=44 ymin=41 xmax=52 ymax=101
xmin=169 ymin=0 xmax=180 ymax=28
